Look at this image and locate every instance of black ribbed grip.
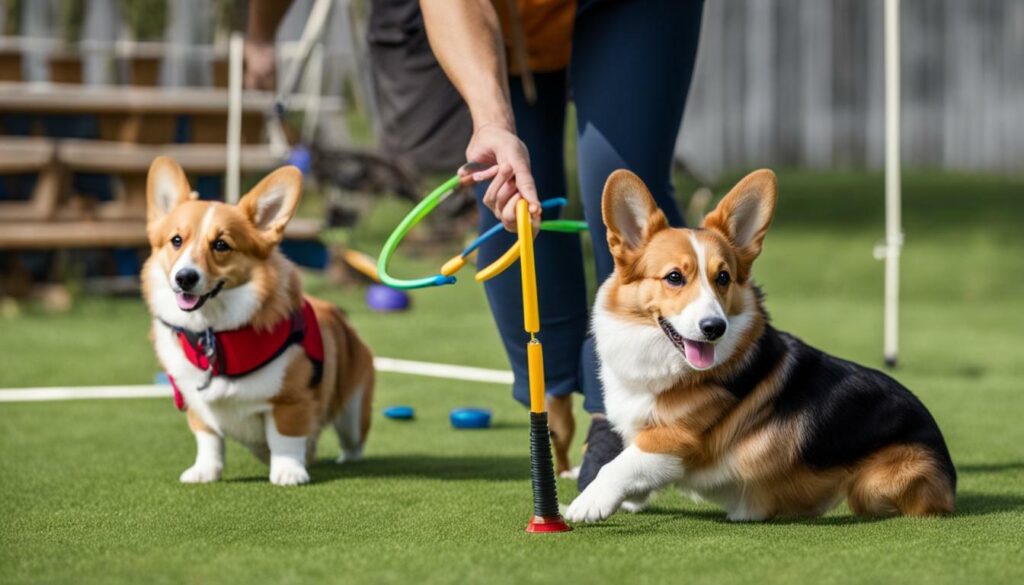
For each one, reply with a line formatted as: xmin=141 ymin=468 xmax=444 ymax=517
xmin=529 ymin=412 xmax=561 ymax=518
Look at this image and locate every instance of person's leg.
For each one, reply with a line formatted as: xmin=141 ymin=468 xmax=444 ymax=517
xmin=367 ymin=0 xmax=473 ymax=172
xmin=475 ymin=71 xmax=589 ymax=473
xmin=574 ymin=0 xmax=703 ymax=282
xmin=571 ymin=0 xmax=705 ymax=487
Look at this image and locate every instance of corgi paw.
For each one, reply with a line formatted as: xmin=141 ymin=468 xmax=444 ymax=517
xmin=335 ymin=448 xmax=363 ymax=464
xmin=179 ymin=463 xmax=222 ymax=484
xmin=269 ymin=460 xmax=310 ymax=486
xmin=565 ymin=485 xmax=621 ymax=523
xmin=620 ymin=496 xmax=650 ymax=514
xmin=725 ymin=509 xmax=770 ymax=522
xmin=558 ymin=466 xmax=580 ymax=480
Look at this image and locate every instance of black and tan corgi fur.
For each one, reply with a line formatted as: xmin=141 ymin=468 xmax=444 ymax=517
xmin=565 ymin=169 xmax=955 ymax=522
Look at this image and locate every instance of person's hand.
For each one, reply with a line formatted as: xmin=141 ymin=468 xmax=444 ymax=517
xmin=461 ymin=123 xmax=541 ymax=232
xmin=244 ymin=40 xmax=277 ymax=91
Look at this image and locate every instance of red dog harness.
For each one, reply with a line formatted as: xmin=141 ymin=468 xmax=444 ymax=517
xmin=165 ymin=300 xmax=324 ymax=411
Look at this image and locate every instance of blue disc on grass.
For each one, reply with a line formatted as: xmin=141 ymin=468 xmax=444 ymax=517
xmin=383 ymin=405 xmax=415 ymax=420
xmin=449 ymin=408 xmax=492 ymax=429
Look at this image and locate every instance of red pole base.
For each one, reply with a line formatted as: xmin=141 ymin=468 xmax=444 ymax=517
xmin=526 ymin=515 xmax=572 ymax=533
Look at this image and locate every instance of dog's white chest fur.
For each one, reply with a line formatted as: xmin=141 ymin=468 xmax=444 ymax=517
xmin=598 ymin=369 xmax=657 ymax=443
xmin=591 ymin=283 xmax=743 ymax=499
xmin=591 ymin=283 xmax=687 ymax=439
xmin=153 ymin=321 xmax=300 ymax=444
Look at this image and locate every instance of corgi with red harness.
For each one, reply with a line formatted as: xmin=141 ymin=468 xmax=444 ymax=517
xmin=566 ymin=169 xmax=955 ymax=522
xmin=143 ymin=157 xmax=374 ymax=486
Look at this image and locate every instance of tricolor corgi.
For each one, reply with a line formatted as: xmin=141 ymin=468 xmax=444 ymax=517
xmin=143 ymin=157 xmax=374 ymax=486
xmin=566 ymin=169 xmax=955 ymax=522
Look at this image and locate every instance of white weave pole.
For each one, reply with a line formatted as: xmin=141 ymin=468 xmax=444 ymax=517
xmin=267 ymin=0 xmax=334 ymax=158
xmin=275 ymin=0 xmax=333 ymax=110
xmin=226 ymin=31 xmax=244 ymax=204
xmin=883 ymin=0 xmax=902 ymax=368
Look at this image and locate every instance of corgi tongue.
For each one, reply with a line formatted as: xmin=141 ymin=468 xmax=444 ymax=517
xmin=176 ymin=292 xmax=201 ymax=311
xmin=683 ymin=339 xmax=715 ymax=369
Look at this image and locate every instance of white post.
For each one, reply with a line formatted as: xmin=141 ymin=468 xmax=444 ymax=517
xmin=226 ymin=31 xmax=244 ymax=204
xmin=275 ymin=0 xmax=333 ymax=110
xmin=268 ymin=0 xmax=333 ymax=158
xmin=300 ymin=42 xmax=324 ymax=144
xmin=883 ymin=0 xmax=902 ymax=368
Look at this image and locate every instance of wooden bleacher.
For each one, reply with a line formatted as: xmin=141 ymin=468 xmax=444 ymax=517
xmin=0 ymin=82 xmax=270 ymax=143
xmin=0 ymin=80 xmax=339 ymax=251
xmin=0 ymin=137 xmax=59 ymax=221
xmin=0 ymin=136 xmax=320 ymax=249
xmin=0 ymin=2 xmax=368 ymax=292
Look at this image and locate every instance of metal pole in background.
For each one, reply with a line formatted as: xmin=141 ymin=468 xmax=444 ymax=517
xmin=226 ymin=31 xmax=244 ymax=204
xmin=267 ymin=0 xmax=334 ymax=158
xmin=274 ymin=0 xmax=333 ymax=111
xmin=300 ymin=42 xmax=324 ymax=144
xmin=883 ymin=0 xmax=902 ymax=368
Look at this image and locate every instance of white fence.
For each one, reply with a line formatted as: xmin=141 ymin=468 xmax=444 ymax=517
xmin=678 ymin=0 xmax=1024 ymax=176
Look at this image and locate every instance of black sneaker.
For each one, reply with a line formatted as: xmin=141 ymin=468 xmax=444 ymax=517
xmin=577 ymin=417 xmax=624 ymax=492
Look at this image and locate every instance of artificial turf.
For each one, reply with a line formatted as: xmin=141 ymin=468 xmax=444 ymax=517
xmin=1 ymin=171 xmax=1023 ymax=584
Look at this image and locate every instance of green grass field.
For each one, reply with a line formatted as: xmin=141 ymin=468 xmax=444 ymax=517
xmin=2 ymin=171 xmax=1023 ymax=584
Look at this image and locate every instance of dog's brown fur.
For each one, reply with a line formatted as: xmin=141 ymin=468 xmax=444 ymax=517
xmin=144 ymin=157 xmax=374 ymax=480
xmin=572 ymin=169 xmax=954 ymax=521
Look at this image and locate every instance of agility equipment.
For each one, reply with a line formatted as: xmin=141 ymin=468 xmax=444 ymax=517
xmin=383 ymin=406 xmax=416 ymax=420
xmin=449 ymin=408 xmax=492 ymax=429
xmin=377 ymin=175 xmax=586 ymax=291
xmin=366 ymin=284 xmax=411 ymax=312
xmin=513 ymin=199 xmax=572 ymax=533
xmin=379 ymin=178 xmax=577 ymax=533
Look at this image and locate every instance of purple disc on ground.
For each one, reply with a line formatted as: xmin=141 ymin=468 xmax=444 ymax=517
xmin=366 ymin=284 xmax=410 ymax=312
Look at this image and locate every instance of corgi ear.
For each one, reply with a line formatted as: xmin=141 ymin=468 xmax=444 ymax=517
xmin=147 ymin=156 xmax=193 ymax=223
xmin=702 ymin=169 xmax=777 ymax=283
xmin=238 ymin=166 xmax=302 ymax=244
xmin=602 ymin=170 xmax=668 ymax=274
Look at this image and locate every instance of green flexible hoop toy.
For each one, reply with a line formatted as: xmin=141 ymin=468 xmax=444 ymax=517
xmin=377 ymin=173 xmax=588 ymax=290
xmin=377 ymin=175 xmax=463 ymax=290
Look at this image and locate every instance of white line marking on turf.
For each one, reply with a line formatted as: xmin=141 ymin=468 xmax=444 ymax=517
xmin=0 ymin=357 xmax=514 ymax=403
xmin=373 ymin=357 xmax=513 ymax=385
xmin=0 ymin=385 xmax=172 ymax=402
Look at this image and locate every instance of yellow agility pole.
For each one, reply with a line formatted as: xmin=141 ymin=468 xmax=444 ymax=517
xmin=518 ymin=201 xmax=540 ymax=335
xmin=527 ymin=342 xmax=545 ymax=415
xmin=517 ymin=199 xmax=571 ymax=533
xmin=378 ymin=171 xmax=584 ymax=534
xmin=517 ymin=201 xmax=545 ymax=413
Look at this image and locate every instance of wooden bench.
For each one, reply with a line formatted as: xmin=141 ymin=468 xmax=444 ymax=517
xmin=0 ymin=82 xmax=270 ymax=144
xmin=0 ymin=138 xmax=321 ymax=249
xmin=0 ymin=38 xmax=227 ymax=87
xmin=0 ymin=82 xmax=343 ymax=144
xmin=0 ymin=137 xmax=60 ymax=221
xmin=55 ymin=139 xmax=283 ymax=221
xmin=0 ymin=217 xmax=322 ymax=250
xmin=0 ymin=79 xmax=336 ymax=251
xmin=0 ymin=137 xmax=285 ymax=222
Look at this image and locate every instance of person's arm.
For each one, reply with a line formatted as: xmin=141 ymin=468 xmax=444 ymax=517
xmin=420 ymin=0 xmax=540 ymax=230
xmin=244 ymin=0 xmax=294 ymax=90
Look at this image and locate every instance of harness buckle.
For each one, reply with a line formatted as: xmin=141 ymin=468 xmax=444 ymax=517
xmin=196 ymin=328 xmax=217 ymax=391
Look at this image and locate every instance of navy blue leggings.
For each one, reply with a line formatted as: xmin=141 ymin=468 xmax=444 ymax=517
xmin=475 ymin=0 xmax=704 ymax=413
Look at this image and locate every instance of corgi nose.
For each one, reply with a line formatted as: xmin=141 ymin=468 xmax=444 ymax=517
xmin=699 ymin=317 xmax=727 ymax=341
xmin=175 ymin=268 xmax=200 ymax=291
